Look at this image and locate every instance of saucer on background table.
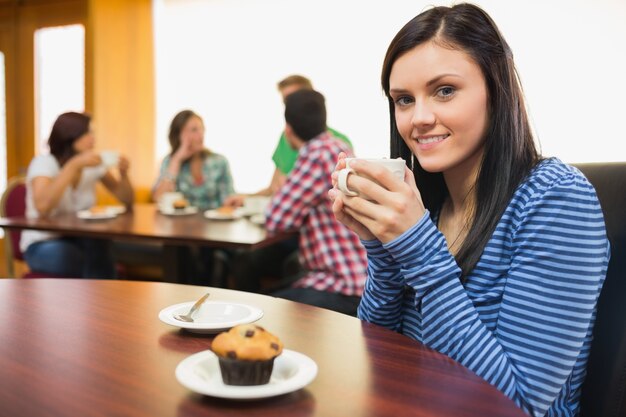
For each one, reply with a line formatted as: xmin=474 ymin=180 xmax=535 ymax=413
xmin=175 ymin=349 xmax=318 ymax=399
xmin=158 ymin=301 xmax=264 ymax=334
xmin=249 ymin=213 xmax=265 ymax=226
xmin=106 ymin=205 xmax=126 ymax=215
xmin=203 ymin=208 xmax=245 ymax=221
xmin=77 ymin=207 xmax=118 ymax=220
xmin=159 ymin=206 xmax=199 ymax=216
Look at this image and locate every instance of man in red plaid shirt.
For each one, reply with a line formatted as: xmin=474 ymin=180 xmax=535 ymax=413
xmin=265 ymin=89 xmax=368 ymax=316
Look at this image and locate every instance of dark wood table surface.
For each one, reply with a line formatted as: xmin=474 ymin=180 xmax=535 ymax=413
xmin=0 ymin=203 xmax=290 ymax=249
xmin=0 ymin=204 xmax=296 ymax=282
xmin=0 ymin=279 xmax=526 ymax=417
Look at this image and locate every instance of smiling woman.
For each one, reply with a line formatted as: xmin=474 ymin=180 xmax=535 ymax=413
xmin=328 ymin=3 xmax=609 ymax=416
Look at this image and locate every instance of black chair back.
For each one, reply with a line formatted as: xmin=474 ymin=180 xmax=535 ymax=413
xmin=575 ymin=162 xmax=626 ymax=417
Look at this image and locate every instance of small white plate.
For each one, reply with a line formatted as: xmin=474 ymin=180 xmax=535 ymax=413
xmin=77 ymin=208 xmax=118 ymax=220
xmin=249 ymin=213 xmax=265 ymax=226
xmin=159 ymin=206 xmax=199 ymax=216
xmin=158 ymin=301 xmax=264 ymax=334
xmin=204 ymin=208 xmax=245 ymax=220
xmin=176 ymin=349 xmax=318 ymax=400
xmin=106 ymin=205 xmax=126 ymax=215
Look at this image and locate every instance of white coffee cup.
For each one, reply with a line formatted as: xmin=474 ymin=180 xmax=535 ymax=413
xmin=100 ymin=150 xmax=120 ymax=168
xmin=243 ymin=196 xmax=270 ymax=215
xmin=337 ymin=158 xmax=406 ymax=197
xmin=159 ymin=192 xmax=184 ymax=210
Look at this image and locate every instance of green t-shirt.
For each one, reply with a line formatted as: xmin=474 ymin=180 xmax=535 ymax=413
xmin=271 ymin=127 xmax=352 ymax=175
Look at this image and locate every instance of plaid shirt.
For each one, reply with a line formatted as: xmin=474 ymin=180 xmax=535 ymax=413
xmin=266 ymin=132 xmax=367 ymax=296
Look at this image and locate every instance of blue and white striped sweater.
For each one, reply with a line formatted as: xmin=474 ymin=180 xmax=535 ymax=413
xmin=357 ymin=158 xmax=609 ymax=416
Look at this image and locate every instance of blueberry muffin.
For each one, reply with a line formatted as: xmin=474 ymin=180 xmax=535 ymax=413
xmin=211 ymin=324 xmax=284 ymax=386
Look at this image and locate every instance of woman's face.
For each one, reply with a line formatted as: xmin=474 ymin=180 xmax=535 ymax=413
xmin=389 ymin=41 xmax=489 ymax=176
xmin=180 ymin=116 xmax=205 ymax=152
xmin=72 ymin=125 xmax=95 ymax=153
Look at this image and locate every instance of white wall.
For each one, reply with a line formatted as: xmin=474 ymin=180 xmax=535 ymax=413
xmin=154 ymin=0 xmax=626 ymax=193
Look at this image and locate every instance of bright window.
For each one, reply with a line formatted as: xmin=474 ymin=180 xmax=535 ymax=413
xmin=34 ymin=24 xmax=85 ymax=155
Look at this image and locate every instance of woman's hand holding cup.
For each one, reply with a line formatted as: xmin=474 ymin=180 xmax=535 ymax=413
xmin=330 ymin=156 xmax=426 ymax=243
xmin=117 ymin=155 xmax=130 ymax=177
xmin=329 ymin=153 xmax=377 ymax=241
xmin=337 ymin=158 xmax=405 ymax=198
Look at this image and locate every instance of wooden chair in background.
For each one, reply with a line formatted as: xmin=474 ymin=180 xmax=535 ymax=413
xmin=0 ymin=176 xmax=63 ymax=278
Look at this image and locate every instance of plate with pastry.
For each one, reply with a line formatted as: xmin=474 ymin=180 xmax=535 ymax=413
xmin=159 ymin=199 xmax=199 ymax=216
xmin=106 ymin=205 xmax=127 ymax=215
xmin=175 ymin=325 xmax=318 ymax=399
xmin=77 ymin=206 xmax=119 ymax=220
xmin=204 ymin=206 xmax=245 ymax=220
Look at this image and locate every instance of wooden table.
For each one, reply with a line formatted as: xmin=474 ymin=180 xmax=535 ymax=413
xmin=0 ymin=204 xmax=295 ymax=282
xmin=0 ymin=279 xmax=526 ymax=417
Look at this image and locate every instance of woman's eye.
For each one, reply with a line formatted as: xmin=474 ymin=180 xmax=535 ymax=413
xmin=394 ymin=96 xmax=413 ymax=107
xmin=436 ymin=86 xmax=455 ymax=99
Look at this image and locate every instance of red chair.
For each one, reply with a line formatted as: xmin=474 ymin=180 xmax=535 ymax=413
xmin=0 ymin=176 xmax=67 ymax=278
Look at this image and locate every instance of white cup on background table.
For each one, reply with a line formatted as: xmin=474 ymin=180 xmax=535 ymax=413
xmin=159 ymin=192 xmax=184 ymax=210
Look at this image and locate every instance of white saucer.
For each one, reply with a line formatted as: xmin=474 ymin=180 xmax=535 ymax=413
xmin=249 ymin=213 xmax=265 ymax=226
xmin=175 ymin=349 xmax=318 ymax=399
xmin=77 ymin=208 xmax=118 ymax=220
xmin=159 ymin=206 xmax=199 ymax=216
xmin=158 ymin=301 xmax=263 ymax=334
xmin=106 ymin=205 xmax=126 ymax=214
xmin=204 ymin=208 xmax=244 ymax=220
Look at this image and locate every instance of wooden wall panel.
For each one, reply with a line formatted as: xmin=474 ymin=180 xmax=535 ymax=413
xmin=89 ymin=0 xmax=155 ymax=192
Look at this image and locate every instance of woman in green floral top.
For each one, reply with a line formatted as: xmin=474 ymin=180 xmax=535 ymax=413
xmin=153 ymin=110 xmax=235 ymax=286
xmin=153 ymin=110 xmax=234 ymax=210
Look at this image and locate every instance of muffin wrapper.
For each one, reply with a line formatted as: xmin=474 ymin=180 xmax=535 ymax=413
xmin=218 ymin=356 xmax=276 ymax=386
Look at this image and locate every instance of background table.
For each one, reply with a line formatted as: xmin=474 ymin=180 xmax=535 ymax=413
xmin=0 ymin=204 xmax=295 ymax=282
xmin=0 ymin=279 xmax=526 ymax=417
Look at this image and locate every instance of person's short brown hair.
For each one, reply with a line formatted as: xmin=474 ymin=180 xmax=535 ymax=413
xmin=284 ymin=90 xmax=326 ymax=141
xmin=277 ymin=74 xmax=313 ymax=92
xmin=48 ymin=112 xmax=91 ymax=166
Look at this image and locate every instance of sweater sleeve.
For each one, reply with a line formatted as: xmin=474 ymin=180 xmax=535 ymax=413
xmin=379 ymin=174 xmax=608 ymax=416
xmin=356 ymin=214 xmax=432 ymax=332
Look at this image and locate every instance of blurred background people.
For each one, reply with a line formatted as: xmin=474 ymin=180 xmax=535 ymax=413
xmin=21 ymin=111 xmax=134 ymax=278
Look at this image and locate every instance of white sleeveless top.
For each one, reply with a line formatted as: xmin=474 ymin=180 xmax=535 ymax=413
xmin=20 ymin=154 xmax=106 ymax=252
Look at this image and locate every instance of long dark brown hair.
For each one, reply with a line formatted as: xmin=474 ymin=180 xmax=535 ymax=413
xmin=168 ymin=110 xmax=210 ymax=159
xmin=382 ymin=3 xmax=541 ymax=277
xmin=48 ymin=112 xmax=91 ymax=166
